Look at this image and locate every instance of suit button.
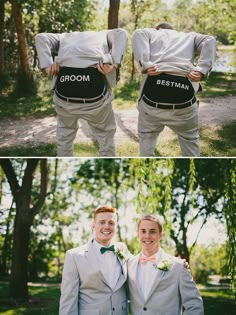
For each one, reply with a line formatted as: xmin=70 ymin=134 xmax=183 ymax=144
xmin=112 ymin=307 xmax=115 ymax=311
xmin=143 ymin=307 xmax=147 ymax=311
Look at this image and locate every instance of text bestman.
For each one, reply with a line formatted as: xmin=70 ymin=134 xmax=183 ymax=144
xmin=156 ymin=79 xmax=189 ymax=90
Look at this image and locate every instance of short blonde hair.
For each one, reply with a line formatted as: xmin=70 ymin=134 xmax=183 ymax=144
xmin=138 ymin=214 xmax=164 ymax=232
xmin=93 ymin=205 xmax=116 ymax=220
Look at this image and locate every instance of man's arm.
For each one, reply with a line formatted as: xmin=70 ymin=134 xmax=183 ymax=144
xmin=59 ymin=251 xmax=80 ymax=315
xmin=132 ymin=28 xmax=156 ymax=73
xmin=35 ymin=33 xmax=61 ymax=74
xmin=179 ymin=265 xmax=204 ymax=315
xmin=107 ymin=28 xmax=128 ymax=66
xmin=194 ymin=33 xmax=217 ymax=77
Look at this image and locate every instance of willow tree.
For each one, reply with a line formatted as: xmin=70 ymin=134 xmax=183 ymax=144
xmin=132 ymin=158 xmax=231 ymax=264
xmin=0 ymin=159 xmax=48 ymax=299
xmin=70 ymin=158 xmax=136 ymax=243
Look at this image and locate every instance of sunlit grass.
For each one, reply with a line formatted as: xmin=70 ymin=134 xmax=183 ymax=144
xmin=200 ymin=122 xmax=236 ymax=157
xmin=0 ymin=122 xmax=235 ymax=157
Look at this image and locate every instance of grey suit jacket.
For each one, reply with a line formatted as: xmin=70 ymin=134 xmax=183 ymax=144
xmin=59 ymin=239 xmax=129 ymax=315
xmin=128 ymin=248 xmax=204 ymax=315
xmin=35 ymin=29 xmax=128 ymax=88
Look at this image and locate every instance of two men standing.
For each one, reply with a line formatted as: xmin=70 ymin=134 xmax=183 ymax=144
xmin=35 ymin=24 xmax=216 ymax=157
xmin=59 ymin=206 xmax=204 ymax=315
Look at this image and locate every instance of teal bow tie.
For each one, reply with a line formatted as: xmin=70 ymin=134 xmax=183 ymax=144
xmin=100 ymin=245 xmax=115 ymax=254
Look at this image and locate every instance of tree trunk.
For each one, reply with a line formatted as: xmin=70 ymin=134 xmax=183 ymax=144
xmin=0 ymin=0 xmax=4 ymax=76
xmin=0 ymin=159 xmax=48 ymax=299
xmin=10 ymin=0 xmax=31 ymax=78
xmin=108 ymin=0 xmax=120 ymax=29
xmin=0 ymin=205 xmax=13 ymax=276
xmin=10 ymin=211 xmax=31 ymax=298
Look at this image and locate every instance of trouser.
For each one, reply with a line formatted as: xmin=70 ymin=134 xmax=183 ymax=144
xmin=137 ymin=99 xmax=200 ymax=157
xmin=54 ymin=91 xmax=116 ymax=157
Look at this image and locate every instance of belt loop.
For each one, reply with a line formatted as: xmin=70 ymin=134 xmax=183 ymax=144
xmin=173 ymin=104 xmax=175 ymax=110
xmin=66 ymin=97 xmax=69 ymax=103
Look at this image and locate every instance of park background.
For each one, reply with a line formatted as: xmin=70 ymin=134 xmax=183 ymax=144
xmin=0 ymin=0 xmax=236 ymax=157
xmin=0 ymin=158 xmax=235 ymax=314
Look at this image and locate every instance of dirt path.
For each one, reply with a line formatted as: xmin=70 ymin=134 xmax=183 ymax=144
xmin=0 ymin=96 xmax=235 ymax=149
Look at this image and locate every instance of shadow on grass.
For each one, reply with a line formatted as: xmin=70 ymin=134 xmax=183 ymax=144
xmin=0 ymin=74 xmax=54 ymax=119
xmin=200 ymin=72 xmax=236 ymax=98
xmin=0 ymin=282 xmax=60 ymax=315
xmin=0 ymin=144 xmax=57 ymax=157
xmin=201 ymin=289 xmax=235 ymax=315
xmin=203 ymin=296 xmax=235 ymax=315
xmin=200 ymin=122 xmax=236 ymax=156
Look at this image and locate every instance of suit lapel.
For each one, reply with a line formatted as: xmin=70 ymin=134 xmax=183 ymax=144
xmin=130 ymin=255 xmax=146 ymax=303
xmin=112 ymin=242 xmax=128 ymax=289
xmin=85 ymin=239 xmax=110 ymax=288
xmin=145 ymin=249 xmax=168 ymax=301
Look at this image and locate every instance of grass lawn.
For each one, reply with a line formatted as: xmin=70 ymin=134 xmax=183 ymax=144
xmin=0 ymin=122 xmax=235 ymax=157
xmin=201 ymin=288 xmax=235 ymax=315
xmin=0 ymin=282 xmax=235 ymax=315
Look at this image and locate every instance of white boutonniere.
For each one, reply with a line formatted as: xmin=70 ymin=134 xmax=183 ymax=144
xmin=154 ymin=258 xmax=172 ymax=271
xmin=114 ymin=244 xmax=127 ymax=263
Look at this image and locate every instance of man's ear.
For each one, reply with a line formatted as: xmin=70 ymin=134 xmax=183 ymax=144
xmin=160 ymin=231 xmax=163 ymax=240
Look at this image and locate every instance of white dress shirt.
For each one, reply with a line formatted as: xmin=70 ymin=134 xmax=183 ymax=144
xmin=137 ymin=250 xmax=161 ymax=300
xmin=93 ymin=240 xmax=122 ymax=289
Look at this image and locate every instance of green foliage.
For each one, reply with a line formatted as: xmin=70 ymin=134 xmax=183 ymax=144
xmin=191 ymin=243 xmax=228 ymax=284
xmin=193 ymin=0 xmax=236 ymax=44
xmin=223 ymin=160 xmax=236 ymax=288
xmin=0 ymin=73 xmax=54 ymax=119
xmin=2 ymin=0 xmax=97 ymax=75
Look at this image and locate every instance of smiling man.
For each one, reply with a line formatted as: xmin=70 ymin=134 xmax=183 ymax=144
xmin=59 ymin=205 xmax=130 ymax=315
xmin=127 ymin=214 xmax=204 ymax=315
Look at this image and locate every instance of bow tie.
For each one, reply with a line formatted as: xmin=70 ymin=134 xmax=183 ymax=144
xmin=139 ymin=255 xmax=156 ymax=265
xmin=100 ymin=245 xmax=115 ymax=254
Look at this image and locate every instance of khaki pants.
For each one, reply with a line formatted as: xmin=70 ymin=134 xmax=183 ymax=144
xmin=54 ymin=90 xmax=116 ymax=157
xmin=138 ymin=99 xmax=200 ymax=157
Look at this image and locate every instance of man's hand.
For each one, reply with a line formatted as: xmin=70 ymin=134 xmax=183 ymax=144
xmin=45 ymin=63 xmax=60 ymax=76
xmin=97 ymin=61 xmax=115 ymax=75
xmin=146 ymin=65 xmax=162 ymax=76
xmin=187 ymin=71 xmax=203 ymax=82
xmin=183 ymin=259 xmax=190 ymax=271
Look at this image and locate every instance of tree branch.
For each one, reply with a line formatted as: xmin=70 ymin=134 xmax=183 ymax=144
xmin=32 ymin=159 xmax=48 ymax=217
xmin=0 ymin=159 xmax=20 ymax=199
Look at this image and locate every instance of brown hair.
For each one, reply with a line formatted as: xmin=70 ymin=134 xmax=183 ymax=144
xmin=138 ymin=214 xmax=163 ymax=232
xmin=93 ymin=205 xmax=116 ymax=220
xmin=156 ymin=22 xmax=173 ymax=30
